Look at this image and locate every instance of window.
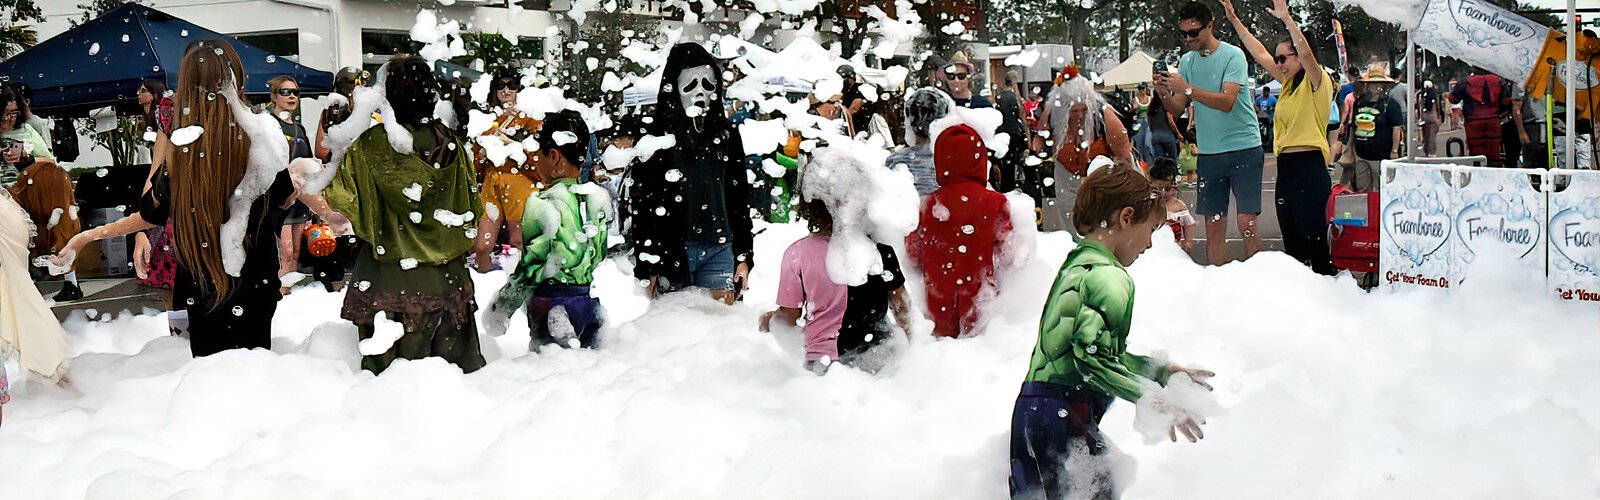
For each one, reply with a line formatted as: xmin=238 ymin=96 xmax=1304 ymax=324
xmin=234 ymin=30 xmax=299 ymax=60
xmin=516 ymin=37 xmax=545 ymax=59
xmin=362 ymin=29 xmax=422 ymax=58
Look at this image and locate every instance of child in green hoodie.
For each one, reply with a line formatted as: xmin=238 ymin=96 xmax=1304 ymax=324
xmin=1009 ymin=163 xmax=1214 ymax=500
xmin=483 ymin=111 xmax=610 ymax=350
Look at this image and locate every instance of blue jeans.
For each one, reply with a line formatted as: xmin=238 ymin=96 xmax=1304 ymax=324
xmin=684 ymin=241 xmax=735 ymax=291
xmin=1149 ymin=130 xmax=1179 ymax=164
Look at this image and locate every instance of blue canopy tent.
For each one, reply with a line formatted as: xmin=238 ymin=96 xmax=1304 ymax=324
xmin=0 ymin=3 xmax=333 ymax=117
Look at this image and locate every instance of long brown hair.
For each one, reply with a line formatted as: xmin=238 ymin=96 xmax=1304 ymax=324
xmin=168 ymin=40 xmax=251 ymax=309
xmin=7 ymin=160 xmax=78 ymax=255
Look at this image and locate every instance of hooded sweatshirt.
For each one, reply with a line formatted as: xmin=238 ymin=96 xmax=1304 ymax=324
xmin=911 ymin=124 xmax=1012 ymax=338
xmin=629 ymin=43 xmax=755 ymax=287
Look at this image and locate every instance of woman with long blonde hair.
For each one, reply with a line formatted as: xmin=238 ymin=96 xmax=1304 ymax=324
xmin=52 ymin=40 xmax=298 ymax=357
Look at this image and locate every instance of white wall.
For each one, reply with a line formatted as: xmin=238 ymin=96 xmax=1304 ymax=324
xmin=32 ymin=0 xmax=562 ymax=74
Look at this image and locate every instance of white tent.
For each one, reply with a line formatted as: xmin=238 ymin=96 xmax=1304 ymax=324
xmin=1099 ymin=51 xmax=1157 ymax=91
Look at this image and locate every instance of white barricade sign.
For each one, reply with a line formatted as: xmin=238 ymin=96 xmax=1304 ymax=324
xmin=1548 ymin=169 xmax=1600 ymax=303
xmin=1381 ymin=161 xmax=1457 ymax=289
xmin=1450 ymin=166 xmax=1546 ymax=283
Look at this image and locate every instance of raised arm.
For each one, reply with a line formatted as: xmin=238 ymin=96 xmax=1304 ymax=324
xmin=1273 ymin=0 xmax=1324 ymax=92
xmin=1220 ymin=0 xmax=1287 ymax=84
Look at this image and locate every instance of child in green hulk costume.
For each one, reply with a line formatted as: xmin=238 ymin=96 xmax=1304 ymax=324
xmin=481 ymin=111 xmax=610 ymax=350
xmin=1009 ymin=163 xmax=1215 ymax=500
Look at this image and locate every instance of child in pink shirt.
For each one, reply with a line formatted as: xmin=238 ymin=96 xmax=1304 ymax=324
xmin=762 ymin=199 xmax=911 ymax=375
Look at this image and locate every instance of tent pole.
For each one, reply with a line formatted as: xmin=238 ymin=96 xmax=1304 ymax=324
xmin=1565 ymin=0 xmax=1577 ymax=170
xmin=1406 ymin=32 xmax=1416 ymax=161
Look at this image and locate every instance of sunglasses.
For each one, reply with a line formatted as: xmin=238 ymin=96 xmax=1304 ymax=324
xmin=1274 ymin=53 xmax=1297 ymax=64
xmin=274 ymin=88 xmax=299 ymax=97
xmin=948 ymin=72 xmax=970 ymax=81
xmin=1179 ymin=24 xmax=1208 ymax=39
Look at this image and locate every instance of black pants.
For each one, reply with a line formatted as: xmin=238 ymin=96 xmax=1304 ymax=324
xmin=1502 ymin=119 xmax=1523 ymax=168
xmin=1009 ymin=382 xmax=1116 ymax=500
xmin=1275 ymin=151 xmax=1335 ymax=276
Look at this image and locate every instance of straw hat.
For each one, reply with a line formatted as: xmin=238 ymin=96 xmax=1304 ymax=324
xmin=946 ymin=51 xmax=975 ymax=73
xmin=1358 ymin=61 xmax=1397 ymax=84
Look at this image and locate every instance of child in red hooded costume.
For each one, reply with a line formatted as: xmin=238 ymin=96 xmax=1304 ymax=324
xmin=912 ymin=123 xmax=1013 ymax=338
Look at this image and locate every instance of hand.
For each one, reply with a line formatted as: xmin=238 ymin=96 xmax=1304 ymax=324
xmin=133 ymin=231 xmax=152 ymax=280
xmin=1218 ymin=0 xmax=1239 ymax=20
xmin=733 ymin=262 xmax=750 ymax=292
xmin=37 ymin=248 xmax=78 ymax=276
xmin=1268 ymin=0 xmax=1291 ymax=20
xmin=644 ymin=275 xmax=662 ymax=299
xmin=594 ymin=172 xmax=612 ymax=183
xmin=1163 ymin=72 xmax=1191 ymax=96
xmin=1169 ymin=416 xmax=1206 ymax=443
xmin=325 ymin=211 xmax=353 ymax=235
xmin=1169 ymin=364 xmax=1216 ymax=390
xmin=759 ymin=310 xmax=776 ymax=333
xmin=1181 ymin=239 xmax=1196 ymax=253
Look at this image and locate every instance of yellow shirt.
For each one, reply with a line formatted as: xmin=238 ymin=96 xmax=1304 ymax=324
xmin=1273 ymin=70 xmax=1333 ymax=165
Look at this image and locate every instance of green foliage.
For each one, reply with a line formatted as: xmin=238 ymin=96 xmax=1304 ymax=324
xmin=553 ymin=9 xmax=660 ymax=109
xmin=0 ymin=0 xmax=43 ymax=58
xmin=73 ymin=0 xmax=148 ymax=27
xmin=464 ymin=32 xmax=545 ymax=77
xmin=89 ymin=116 xmax=141 ymax=167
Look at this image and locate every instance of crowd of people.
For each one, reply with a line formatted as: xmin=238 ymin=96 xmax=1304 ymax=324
xmin=0 ymin=1 xmax=1593 ymax=497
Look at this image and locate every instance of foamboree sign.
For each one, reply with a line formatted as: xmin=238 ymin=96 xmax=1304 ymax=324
xmin=1381 ymin=161 xmax=1600 ymax=303
xmin=1549 ymin=170 xmax=1600 ymax=302
xmin=1382 ymin=163 xmax=1455 ymax=289
xmin=1411 ymin=0 xmax=1550 ymax=86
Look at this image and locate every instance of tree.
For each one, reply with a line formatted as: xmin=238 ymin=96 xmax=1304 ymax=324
xmin=73 ymin=0 xmax=148 ymax=27
xmin=554 ymin=8 xmax=662 ymax=110
xmin=0 ymin=0 xmax=43 ymax=58
xmin=983 ymin=0 xmax=1106 ymax=69
xmin=463 ymin=32 xmax=545 ymax=77
xmin=818 ymin=0 xmax=874 ymax=61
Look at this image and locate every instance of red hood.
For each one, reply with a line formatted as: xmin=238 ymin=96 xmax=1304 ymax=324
xmin=934 ymin=124 xmax=989 ymax=187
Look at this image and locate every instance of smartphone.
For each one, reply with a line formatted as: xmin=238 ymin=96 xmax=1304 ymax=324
xmin=1153 ymin=60 xmax=1170 ymax=74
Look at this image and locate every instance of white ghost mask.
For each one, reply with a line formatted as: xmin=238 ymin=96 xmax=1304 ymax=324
xmin=677 ymin=65 xmax=717 ymax=122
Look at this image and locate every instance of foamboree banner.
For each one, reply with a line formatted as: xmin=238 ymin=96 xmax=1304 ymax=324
xmin=1381 ymin=161 xmax=1600 ymax=303
xmin=1411 ymin=0 xmax=1550 ymax=87
xmin=1549 ymin=169 xmax=1600 ymax=302
xmin=1381 ymin=162 xmax=1456 ymax=289
xmin=1450 ymin=166 xmax=1545 ymax=283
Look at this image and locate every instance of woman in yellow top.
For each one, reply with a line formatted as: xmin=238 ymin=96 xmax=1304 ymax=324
xmin=473 ymin=74 xmax=543 ymax=268
xmin=1221 ymin=0 xmax=1334 ymax=275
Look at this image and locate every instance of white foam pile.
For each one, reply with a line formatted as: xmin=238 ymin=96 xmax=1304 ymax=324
xmin=2 ymin=220 xmax=1595 ymax=498
xmin=799 ymin=148 xmax=919 ymax=286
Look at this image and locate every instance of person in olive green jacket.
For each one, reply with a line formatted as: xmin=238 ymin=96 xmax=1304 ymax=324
xmin=320 ymin=55 xmax=485 ymax=375
xmin=1009 ymin=163 xmax=1214 ymax=500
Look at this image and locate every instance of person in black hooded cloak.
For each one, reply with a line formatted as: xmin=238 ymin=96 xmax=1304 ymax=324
xmin=629 ymin=42 xmax=755 ymax=304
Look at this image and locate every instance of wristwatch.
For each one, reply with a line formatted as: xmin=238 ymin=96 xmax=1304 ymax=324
xmin=1184 ymin=87 xmax=1193 ymax=96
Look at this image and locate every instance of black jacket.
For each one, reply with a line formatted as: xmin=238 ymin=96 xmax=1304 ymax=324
xmin=629 ymin=43 xmax=754 ymax=285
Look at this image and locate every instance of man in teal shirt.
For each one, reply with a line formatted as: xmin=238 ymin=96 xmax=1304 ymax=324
xmin=1155 ymin=0 xmax=1265 ymax=266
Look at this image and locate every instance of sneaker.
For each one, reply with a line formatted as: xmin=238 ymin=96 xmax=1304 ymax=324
xmin=54 ymin=281 xmax=84 ymax=302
